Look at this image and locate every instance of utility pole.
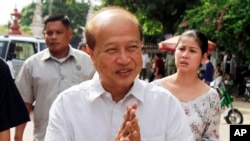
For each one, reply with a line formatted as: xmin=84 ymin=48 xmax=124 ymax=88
xmin=49 ymin=0 xmax=53 ymax=15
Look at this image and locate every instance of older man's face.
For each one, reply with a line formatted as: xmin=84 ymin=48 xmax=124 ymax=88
xmin=90 ymin=12 xmax=143 ymax=90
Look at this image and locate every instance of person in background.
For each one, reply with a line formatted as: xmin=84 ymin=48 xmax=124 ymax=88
xmin=214 ymin=63 xmax=222 ymax=78
xmin=0 ymin=58 xmax=30 ymax=141
xmin=78 ymin=39 xmax=90 ymax=55
xmin=139 ymin=47 xmax=149 ymax=80
xmin=223 ymin=52 xmax=237 ymax=79
xmin=152 ymin=29 xmax=221 ymax=141
xmin=148 ymin=53 xmax=165 ymax=82
xmin=224 ymin=73 xmax=234 ymax=92
xmin=203 ymin=54 xmax=214 ymax=85
xmin=237 ymin=57 xmax=249 ymax=96
xmin=45 ymin=6 xmax=194 ymax=141
xmin=14 ymin=14 xmax=95 ymax=141
xmin=211 ymin=69 xmax=223 ymax=89
xmin=216 ymin=54 xmax=224 ymax=69
xmin=6 ymin=44 xmax=17 ymax=79
xmin=166 ymin=52 xmax=176 ymax=76
xmin=6 ymin=58 xmax=15 ymax=79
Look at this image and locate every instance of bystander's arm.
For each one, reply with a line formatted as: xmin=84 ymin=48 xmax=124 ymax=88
xmin=0 ymin=129 xmax=11 ymax=141
xmin=14 ymin=103 xmax=33 ymax=141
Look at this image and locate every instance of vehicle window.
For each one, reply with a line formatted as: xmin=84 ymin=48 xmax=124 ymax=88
xmin=9 ymin=41 xmax=36 ymax=60
xmin=40 ymin=42 xmax=47 ymax=51
xmin=0 ymin=41 xmax=8 ymax=59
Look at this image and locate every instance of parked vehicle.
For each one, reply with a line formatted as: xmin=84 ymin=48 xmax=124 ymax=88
xmin=0 ymin=35 xmax=47 ymax=77
xmin=210 ymin=81 xmax=244 ymax=124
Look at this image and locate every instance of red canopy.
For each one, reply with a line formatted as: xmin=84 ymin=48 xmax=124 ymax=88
xmin=158 ymin=35 xmax=216 ymax=52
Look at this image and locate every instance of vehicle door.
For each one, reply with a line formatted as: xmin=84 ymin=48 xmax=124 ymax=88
xmin=7 ymin=40 xmax=37 ymax=77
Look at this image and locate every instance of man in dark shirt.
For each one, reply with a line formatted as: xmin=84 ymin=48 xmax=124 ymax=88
xmin=0 ymin=58 xmax=30 ymax=141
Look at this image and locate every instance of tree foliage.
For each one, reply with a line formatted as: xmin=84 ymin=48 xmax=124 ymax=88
xmin=16 ymin=0 xmax=250 ymax=65
xmin=20 ymin=3 xmax=36 ymax=26
xmin=100 ymin=0 xmax=201 ymax=43
xmin=178 ymin=0 xmax=250 ymax=65
xmin=20 ymin=0 xmax=89 ymax=39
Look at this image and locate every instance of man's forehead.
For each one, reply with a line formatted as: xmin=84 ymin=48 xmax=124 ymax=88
xmin=45 ymin=21 xmax=66 ymax=28
xmin=93 ymin=13 xmax=136 ymax=33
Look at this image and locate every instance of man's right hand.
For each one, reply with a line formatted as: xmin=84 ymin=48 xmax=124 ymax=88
xmin=115 ymin=102 xmax=141 ymax=141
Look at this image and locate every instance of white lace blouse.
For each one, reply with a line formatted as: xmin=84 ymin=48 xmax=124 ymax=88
xmin=153 ymin=80 xmax=221 ymax=141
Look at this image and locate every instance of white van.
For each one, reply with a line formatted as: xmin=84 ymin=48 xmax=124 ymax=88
xmin=0 ymin=35 xmax=47 ymax=77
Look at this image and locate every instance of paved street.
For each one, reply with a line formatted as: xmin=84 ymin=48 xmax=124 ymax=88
xmin=11 ymin=98 xmax=250 ymax=141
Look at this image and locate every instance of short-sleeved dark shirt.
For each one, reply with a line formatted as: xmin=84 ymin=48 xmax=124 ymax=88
xmin=0 ymin=58 xmax=30 ymax=132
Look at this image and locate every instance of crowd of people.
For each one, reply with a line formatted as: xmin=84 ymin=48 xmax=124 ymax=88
xmin=2 ymin=6 xmax=241 ymax=141
xmin=198 ymin=51 xmax=249 ymax=98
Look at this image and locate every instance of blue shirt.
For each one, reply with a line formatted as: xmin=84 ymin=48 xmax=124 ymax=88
xmin=203 ymin=62 xmax=214 ymax=83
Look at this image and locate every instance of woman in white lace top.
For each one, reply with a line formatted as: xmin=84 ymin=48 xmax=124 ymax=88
xmin=152 ymin=30 xmax=221 ymax=141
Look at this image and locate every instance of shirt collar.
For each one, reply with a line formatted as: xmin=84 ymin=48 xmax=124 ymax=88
xmin=41 ymin=45 xmax=76 ymax=61
xmin=128 ymin=78 xmax=145 ymax=103
xmin=88 ymin=74 xmax=146 ymax=103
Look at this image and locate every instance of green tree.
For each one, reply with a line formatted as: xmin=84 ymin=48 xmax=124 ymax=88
xmin=100 ymin=0 xmax=201 ymax=43
xmin=179 ymin=0 xmax=250 ymax=65
xmin=20 ymin=1 xmax=89 ymax=39
xmin=43 ymin=1 xmax=89 ymax=38
xmin=19 ymin=3 xmax=36 ymax=34
xmin=20 ymin=3 xmax=36 ymax=26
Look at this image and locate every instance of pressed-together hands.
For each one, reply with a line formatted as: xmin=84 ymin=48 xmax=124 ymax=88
xmin=116 ymin=102 xmax=141 ymax=141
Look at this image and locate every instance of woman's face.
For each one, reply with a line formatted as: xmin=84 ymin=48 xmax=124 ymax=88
xmin=174 ymin=36 xmax=206 ymax=73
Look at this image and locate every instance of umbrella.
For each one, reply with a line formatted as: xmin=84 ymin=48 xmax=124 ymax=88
xmin=158 ymin=35 xmax=216 ymax=52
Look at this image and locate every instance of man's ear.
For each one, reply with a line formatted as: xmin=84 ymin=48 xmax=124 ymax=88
xmin=86 ymin=45 xmax=94 ymax=59
xmin=85 ymin=44 xmax=91 ymax=55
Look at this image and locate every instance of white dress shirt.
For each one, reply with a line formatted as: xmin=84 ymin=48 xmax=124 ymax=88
xmin=45 ymin=77 xmax=194 ymax=141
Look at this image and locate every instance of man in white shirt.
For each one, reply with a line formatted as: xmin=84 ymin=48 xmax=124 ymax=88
xmin=45 ymin=7 xmax=194 ymax=141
